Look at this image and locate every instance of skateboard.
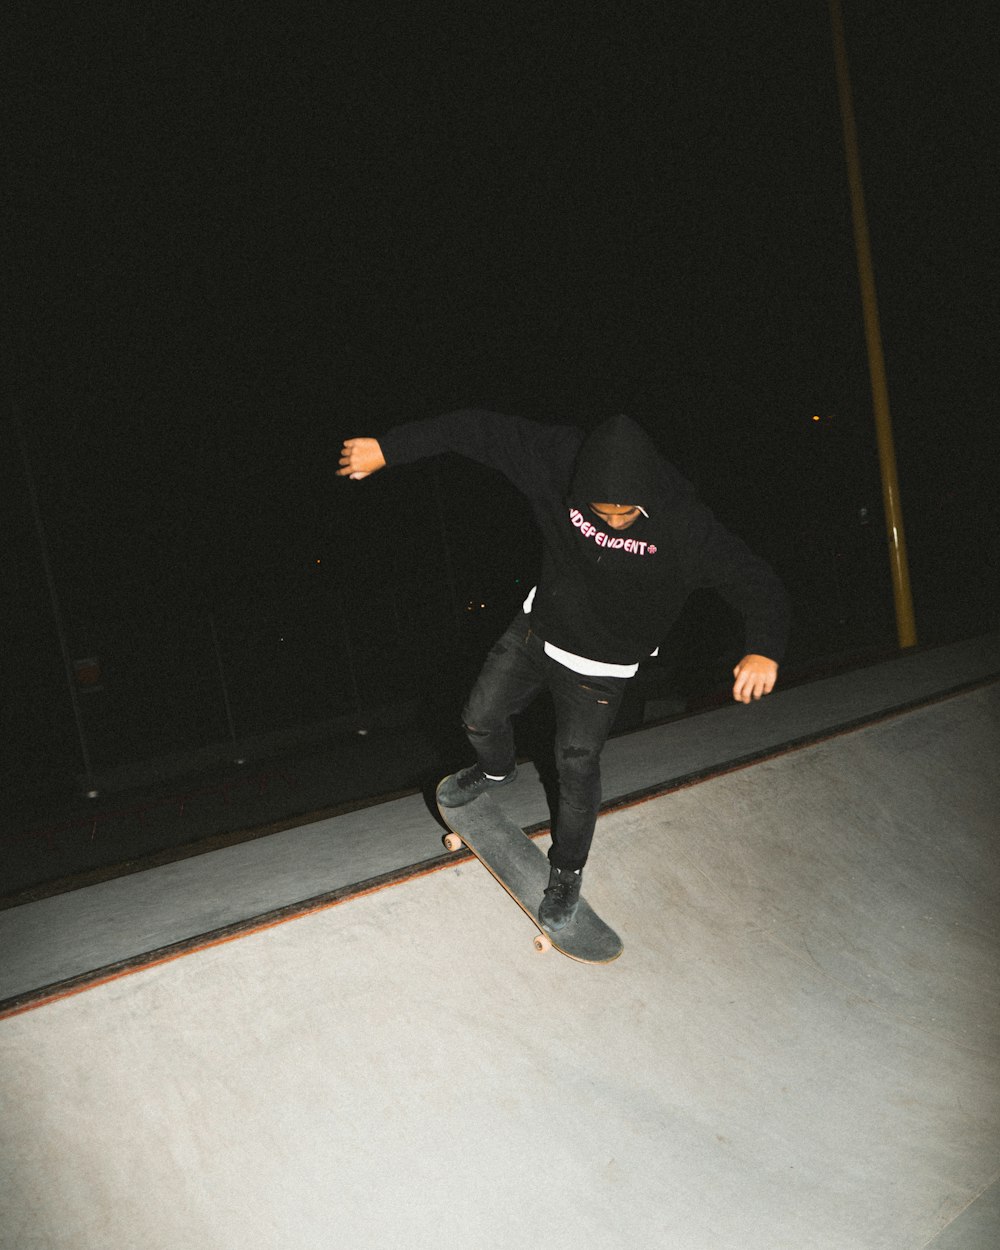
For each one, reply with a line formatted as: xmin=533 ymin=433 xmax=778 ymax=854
xmin=436 ymin=778 xmax=623 ymax=964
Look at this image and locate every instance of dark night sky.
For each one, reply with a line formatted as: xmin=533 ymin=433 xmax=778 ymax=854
xmin=5 ymin=0 xmax=998 ymax=770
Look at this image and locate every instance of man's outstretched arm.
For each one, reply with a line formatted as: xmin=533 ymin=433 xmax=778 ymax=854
xmin=338 ymin=438 xmax=386 ymax=480
xmin=339 ymin=410 xmax=577 ymax=500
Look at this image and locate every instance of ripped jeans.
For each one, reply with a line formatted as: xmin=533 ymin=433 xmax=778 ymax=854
xmin=461 ymin=613 xmax=627 ymax=871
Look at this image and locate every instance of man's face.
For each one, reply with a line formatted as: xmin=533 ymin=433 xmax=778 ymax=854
xmin=588 ymin=503 xmax=642 ymax=532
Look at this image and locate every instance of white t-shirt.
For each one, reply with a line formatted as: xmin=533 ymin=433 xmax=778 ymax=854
xmin=521 ymin=586 xmax=656 ymax=678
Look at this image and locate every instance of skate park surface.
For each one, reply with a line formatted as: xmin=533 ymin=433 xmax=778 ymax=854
xmin=1 ymin=633 xmax=998 ymax=1249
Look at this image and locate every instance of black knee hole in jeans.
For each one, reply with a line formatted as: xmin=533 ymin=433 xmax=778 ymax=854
xmin=561 ymin=745 xmax=590 ymax=761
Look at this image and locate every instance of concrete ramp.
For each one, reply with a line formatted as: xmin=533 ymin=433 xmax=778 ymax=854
xmin=1 ymin=684 xmax=998 ymax=1249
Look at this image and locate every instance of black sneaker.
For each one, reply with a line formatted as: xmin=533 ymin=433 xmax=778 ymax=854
xmin=437 ymin=764 xmax=516 ymax=808
xmin=538 ymin=865 xmax=583 ymax=931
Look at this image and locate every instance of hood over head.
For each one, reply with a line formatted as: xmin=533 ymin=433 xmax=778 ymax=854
xmin=570 ymin=414 xmax=687 ymax=516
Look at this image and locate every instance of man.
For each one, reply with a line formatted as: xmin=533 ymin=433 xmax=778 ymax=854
xmin=338 ymin=410 xmax=789 ymax=932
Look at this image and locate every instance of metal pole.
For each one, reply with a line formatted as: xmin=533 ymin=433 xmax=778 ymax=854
xmin=829 ymin=0 xmax=917 ymax=648
xmin=335 ymin=586 xmax=364 ymax=716
xmin=14 ymin=411 xmax=99 ymax=794
xmin=208 ymin=613 xmax=242 ymax=758
xmin=431 ymin=461 xmax=463 ymax=631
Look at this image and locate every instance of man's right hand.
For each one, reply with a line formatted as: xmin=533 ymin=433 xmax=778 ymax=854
xmin=337 ymin=438 xmax=386 ymax=481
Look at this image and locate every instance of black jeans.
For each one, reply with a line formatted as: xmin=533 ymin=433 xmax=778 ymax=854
xmin=461 ymin=613 xmax=627 ymax=871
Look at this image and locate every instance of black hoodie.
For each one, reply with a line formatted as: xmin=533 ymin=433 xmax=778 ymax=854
xmin=379 ymin=410 xmax=790 ymax=666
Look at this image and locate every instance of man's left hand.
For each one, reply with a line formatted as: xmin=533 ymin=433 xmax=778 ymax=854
xmin=732 ymin=654 xmax=779 ymax=704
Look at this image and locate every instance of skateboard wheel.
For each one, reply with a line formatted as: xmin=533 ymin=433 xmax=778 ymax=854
xmin=443 ymin=833 xmax=463 ymax=852
xmin=533 ymin=933 xmax=552 ymax=954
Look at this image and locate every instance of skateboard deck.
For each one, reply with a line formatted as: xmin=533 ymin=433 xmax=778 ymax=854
xmin=436 ymin=778 xmax=622 ymax=964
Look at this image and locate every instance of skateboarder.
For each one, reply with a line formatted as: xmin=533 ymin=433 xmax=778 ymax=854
xmin=338 ymin=411 xmax=789 ymax=930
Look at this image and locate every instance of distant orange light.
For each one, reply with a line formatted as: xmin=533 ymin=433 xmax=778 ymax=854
xmin=812 ymin=415 xmax=821 ymax=422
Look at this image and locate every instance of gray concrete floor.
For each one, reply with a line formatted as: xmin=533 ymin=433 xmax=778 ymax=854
xmin=1 ymin=637 xmax=998 ymax=1249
